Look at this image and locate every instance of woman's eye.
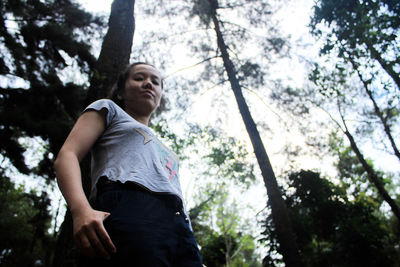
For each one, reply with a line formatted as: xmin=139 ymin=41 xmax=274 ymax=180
xmin=134 ymin=77 xmax=143 ymax=81
xmin=153 ymin=80 xmax=159 ymax=85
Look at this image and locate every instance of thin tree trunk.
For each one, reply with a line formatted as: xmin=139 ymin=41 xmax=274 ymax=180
xmin=367 ymin=44 xmax=400 ymax=91
xmin=337 ymin=103 xmax=400 ymax=220
xmin=208 ymin=1 xmax=303 ymax=266
xmin=345 ymin=54 xmax=400 ymax=162
xmin=51 ymin=211 xmax=76 ymax=267
xmin=344 ymin=129 xmax=400 ymax=220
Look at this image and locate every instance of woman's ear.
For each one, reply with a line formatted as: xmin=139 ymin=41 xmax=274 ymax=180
xmin=117 ymin=94 xmax=123 ymax=100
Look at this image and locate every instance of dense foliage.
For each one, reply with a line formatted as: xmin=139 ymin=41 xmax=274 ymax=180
xmin=261 ymin=170 xmax=400 ymax=267
xmin=0 ymin=175 xmax=54 ymax=266
xmin=0 ymin=0 xmax=103 ymax=266
xmin=0 ymin=0 xmax=103 ymax=181
xmin=311 ymin=0 xmax=400 ymax=92
xmin=272 ymin=0 xmax=400 ymax=222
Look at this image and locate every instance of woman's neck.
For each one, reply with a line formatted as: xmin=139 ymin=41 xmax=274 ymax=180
xmin=125 ymin=109 xmax=150 ymax=126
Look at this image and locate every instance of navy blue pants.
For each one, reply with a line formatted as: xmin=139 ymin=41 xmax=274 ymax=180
xmin=81 ymin=180 xmax=202 ymax=267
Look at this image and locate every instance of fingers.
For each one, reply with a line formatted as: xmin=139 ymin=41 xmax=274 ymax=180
xmin=73 ymin=211 xmax=116 ymax=260
xmin=75 ymin=231 xmax=96 ymax=259
xmin=97 ymin=215 xmax=117 ymax=254
xmin=85 ymin=225 xmax=111 ymax=259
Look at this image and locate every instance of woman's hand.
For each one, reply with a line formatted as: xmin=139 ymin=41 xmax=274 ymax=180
xmin=72 ymin=207 xmax=116 ymax=259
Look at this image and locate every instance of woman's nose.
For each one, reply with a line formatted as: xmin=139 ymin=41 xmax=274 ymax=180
xmin=143 ymin=79 xmax=152 ymax=89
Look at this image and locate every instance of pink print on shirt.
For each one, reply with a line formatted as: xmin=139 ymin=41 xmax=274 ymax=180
xmin=143 ymin=132 xmax=179 ymax=184
xmin=165 ymin=159 xmax=177 ymax=182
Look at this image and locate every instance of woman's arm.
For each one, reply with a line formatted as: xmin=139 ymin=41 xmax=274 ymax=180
xmin=54 ymin=109 xmax=116 ymax=259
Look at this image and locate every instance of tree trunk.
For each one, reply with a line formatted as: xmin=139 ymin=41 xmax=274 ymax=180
xmin=52 ymin=1 xmax=136 ymax=266
xmin=347 ymin=55 xmax=400 ymax=162
xmin=367 ymin=43 xmax=400 ymax=91
xmin=344 ymin=130 xmax=400 ymax=220
xmin=208 ymin=1 xmax=303 ymax=266
xmin=51 ymin=211 xmax=76 ymax=267
xmin=85 ymin=0 xmax=136 ymax=106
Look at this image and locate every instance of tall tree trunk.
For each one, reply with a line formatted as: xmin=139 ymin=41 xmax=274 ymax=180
xmin=85 ymin=0 xmax=136 ymax=106
xmin=52 ymin=1 xmax=136 ymax=266
xmin=207 ymin=1 xmax=303 ymax=266
xmin=344 ymin=129 xmax=400 ymax=220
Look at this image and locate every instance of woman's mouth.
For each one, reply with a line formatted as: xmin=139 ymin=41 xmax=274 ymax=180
xmin=141 ymin=90 xmax=154 ymax=98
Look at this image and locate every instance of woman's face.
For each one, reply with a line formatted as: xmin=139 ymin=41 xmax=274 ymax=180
xmin=121 ymin=64 xmax=162 ymax=117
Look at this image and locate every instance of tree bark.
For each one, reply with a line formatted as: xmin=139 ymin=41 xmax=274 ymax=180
xmin=52 ymin=1 xmax=136 ymax=266
xmin=85 ymin=0 xmax=136 ymax=106
xmin=207 ymin=1 xmax=303 ymax=266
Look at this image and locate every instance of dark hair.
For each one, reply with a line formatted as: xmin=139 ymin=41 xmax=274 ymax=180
xmin=108 ymin=62 xmax=163 ymax=109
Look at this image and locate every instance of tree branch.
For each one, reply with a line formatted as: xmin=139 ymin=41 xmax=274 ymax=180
xmin=165 ymin=55 xmax=220 ymax=78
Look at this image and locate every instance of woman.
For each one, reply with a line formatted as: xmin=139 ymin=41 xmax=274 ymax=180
xmin=54 ymin=62 xmax=203 ymax=266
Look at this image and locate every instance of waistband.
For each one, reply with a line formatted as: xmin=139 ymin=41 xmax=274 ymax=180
xmin=96 ymin=176 xmax=184 ymax=212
